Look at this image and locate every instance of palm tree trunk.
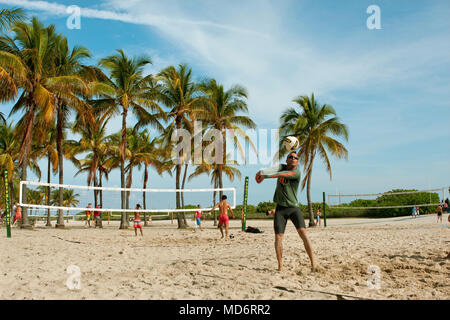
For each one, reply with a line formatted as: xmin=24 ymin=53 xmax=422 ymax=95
xmin=181 ymin=163 xmax=188 ymax=226
xmin=218 ymin=165 xmax=223 ymax=199
xmin=125 ymin=167 xmax=133 ymax=224
xmin=181 ymin=163 xmax=188 ymax=208
xmin=94 ymin=176 xmax=98 ymax=207
xmin=218 ymin=129 xmax=225 ymax=199
xmin=20 ymin=157 xmax=30 ymax=228
xmin=99 ymin=171 xmax=103 ymax=208
xmin=306 ymin=156 xmax=316 ymax=227
xmin=175 ymin=164 xmax=185 ymax=228
xmin=56 ymin=103 xmax=65 ymax=228
xmin=213 ymin=179 xmax=218 ymax=226
xmin=175 ymin=118 xmax=187 ymax=229
xmin=18 ymin=102 xmax=37 ymax=229
xmin=306 ymin=175 xmax=315 ymax=227
xmin=143 ymin=163 xmax=148 ymax=226
xmin=119 ymin=109 xmax=128 ymax=229
xmin=46 ymin=154 xmax=52 ymax=227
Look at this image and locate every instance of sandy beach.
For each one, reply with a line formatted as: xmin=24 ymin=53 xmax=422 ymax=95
xmin=0 ymin=214 xmax=448 ymax=300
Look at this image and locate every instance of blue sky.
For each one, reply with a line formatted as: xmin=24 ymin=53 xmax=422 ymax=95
xmin=0 ymin=0 xmax=449 ymax=209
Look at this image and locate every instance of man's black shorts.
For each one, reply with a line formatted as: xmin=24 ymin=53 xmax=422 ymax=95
xmin=274 ymin=205 xmax=306 ymax=234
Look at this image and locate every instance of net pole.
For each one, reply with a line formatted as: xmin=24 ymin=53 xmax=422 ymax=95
xmin=3 ymin=170 xmax=11 ymax=238
xmin=242 ymin=176 xmax=249 ymax=231
xmin=323 ymin=192 xmax=327 ymax=228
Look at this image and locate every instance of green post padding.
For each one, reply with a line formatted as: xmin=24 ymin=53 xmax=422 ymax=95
xmin=3 ymin=170 xmax=11 ymax=238
xmin=323 ymin=191 xmax=327 ymax=228
xmin=242 ymin=176 xmax=249 ymax=231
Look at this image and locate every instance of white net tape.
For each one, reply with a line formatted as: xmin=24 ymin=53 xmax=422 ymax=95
xmin=19 ymin=181 xmax=236 ymax=214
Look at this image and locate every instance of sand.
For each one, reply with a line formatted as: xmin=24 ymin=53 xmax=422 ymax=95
xmin=0 ymin=214 xmax=448 ymax=300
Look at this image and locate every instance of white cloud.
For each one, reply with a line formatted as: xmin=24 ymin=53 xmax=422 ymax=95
xmin=95 ymin=0 xmax=450 ymax=130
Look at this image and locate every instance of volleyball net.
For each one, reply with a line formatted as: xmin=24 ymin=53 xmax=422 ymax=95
xmin=327 ymin=188 xmax=445 ymax=212
xmin=18 ymin=180 xmax=236 ymax=217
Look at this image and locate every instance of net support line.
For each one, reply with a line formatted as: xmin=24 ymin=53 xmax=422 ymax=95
xmin=329 ymin=203 xmax=441 ymax=210
xmin=19 ymin=181 xmax=236 ymax=213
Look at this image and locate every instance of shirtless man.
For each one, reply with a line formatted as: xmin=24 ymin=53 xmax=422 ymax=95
xmin=211 ymin=195 xmax=234 ymax=240
xmin=134 ymin=204 xmax=143 ymax=236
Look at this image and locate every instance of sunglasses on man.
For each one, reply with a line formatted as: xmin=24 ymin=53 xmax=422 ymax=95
xmin=287 ymin=155 xmax=299 ymax=160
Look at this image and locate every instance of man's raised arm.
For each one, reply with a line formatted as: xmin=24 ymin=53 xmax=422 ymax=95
xmin=210 ymin=203 xmax=219 ymax=215
xmin=259 ymin=165 xmax=299 ymax=180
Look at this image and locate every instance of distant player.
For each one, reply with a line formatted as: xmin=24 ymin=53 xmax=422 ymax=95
xmin=211 ymin=195 xmax=234 ymax=240
xmin=134 ymin=204 xmax=143 ymax=236
xmin=436 ymin=205 xmax=443 ymax=223
xmin=12 ymin=203 xmax=21 ymax=227
xmin=315 ymin=208 xmax=322 ymax=227
xmin=195 ymin=205 xmax=206 ymax=230
xmin=85 ymin=203 xmax=92 ymax=227
xmin=94 ymin=205 xmax=102 ymax=228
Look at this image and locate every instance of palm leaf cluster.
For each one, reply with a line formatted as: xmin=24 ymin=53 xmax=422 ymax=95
xmin=280 ymin=94 xmax=348 ymax=226
xmin=0 ymin=13 xmax=259 ymax=229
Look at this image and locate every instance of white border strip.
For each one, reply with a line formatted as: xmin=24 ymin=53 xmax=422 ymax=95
xmin=328 ymin=188 xmax=444 ymax=198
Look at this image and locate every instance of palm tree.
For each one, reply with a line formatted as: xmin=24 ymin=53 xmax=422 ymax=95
xmin=51 ymin=35 xmax=93 ymax=228
xmin=124 ymin=128 xmax=168 ymax=225
xmin=98 ymin=49 xmax=165 ymax=229
xmin=196 ymin=79 xmax=256 ymax=197
xmin=156 ymin=64 xmax=205 ymax=228
xmin=50 ymin=188 xmax=80 ymax=215
xmin=0 ymin=121 xmax=18 ymax=181
xmin=0 ymin=18 xmax=87 ymax=228
xmin=0 ymin=120 xmax=19 ymax=209
xmin=34 ymin=120 xmax=58 ymax=227
xmin=0 ymin=8 xmax=26 ymax=32
xmin=0 ymin=118 xmax=42 ymax=206
xmin=0 ymin=8 xmax=26 ymax=107
xmin=96 ymin=152 xmax=112 ymax=209
xmin=66 ymin=107 xmax=114 ymax=207
xmin=26 ymin=188 xmax=44 ymax=216
xmin=279 ymin=94 xmax=349 ymax=226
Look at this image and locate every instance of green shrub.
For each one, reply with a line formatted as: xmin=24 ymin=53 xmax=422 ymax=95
xmin=256 ymin=201 xmax=276 ymax=213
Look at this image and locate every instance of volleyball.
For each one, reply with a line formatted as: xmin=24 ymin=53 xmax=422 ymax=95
xmin=282 ymin=136 xmax=299 ymax=151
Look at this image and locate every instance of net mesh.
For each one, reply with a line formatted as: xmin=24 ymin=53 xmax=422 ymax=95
xmin=327 ymin=188 xmax=444 ymax=209
xmin=19 ymin=181 xmax=236 ymax=216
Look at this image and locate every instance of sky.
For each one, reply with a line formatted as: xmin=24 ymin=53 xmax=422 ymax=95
xmin=0 ymin=0 xmax=449 ymax=210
